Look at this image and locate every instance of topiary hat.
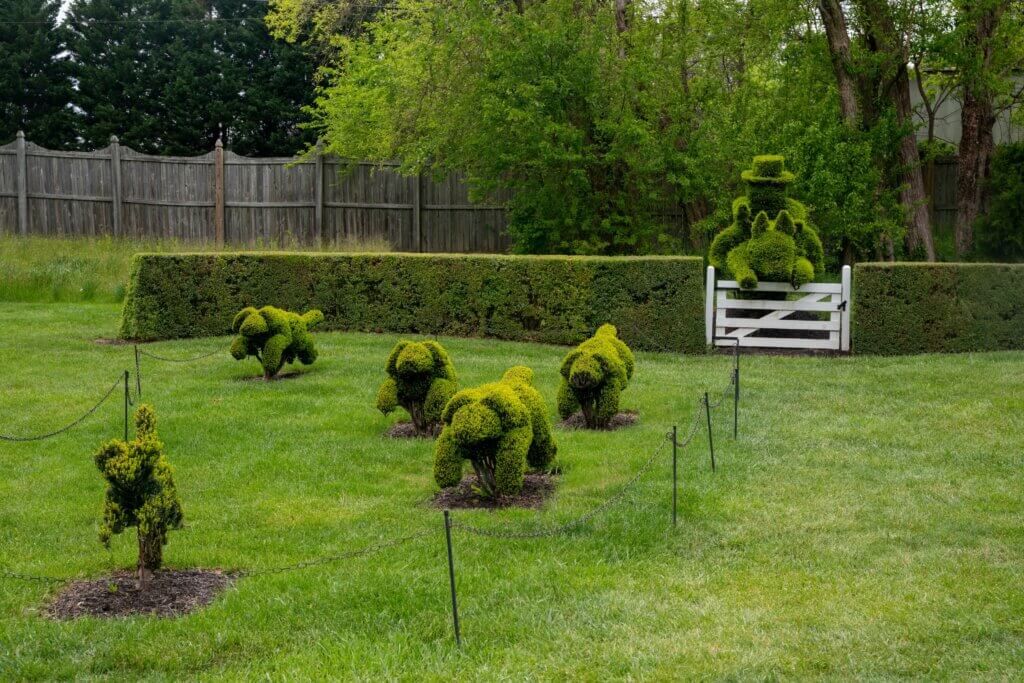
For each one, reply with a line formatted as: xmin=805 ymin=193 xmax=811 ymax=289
xmin=740 ymin=154 xmax=795 ymax=187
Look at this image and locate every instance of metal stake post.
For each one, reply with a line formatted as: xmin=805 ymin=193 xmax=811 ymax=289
xmin=704 ymin=392 xmax=715 ymax=472
xmin=671 ymin=425 xmax=678 ymax=527
xmin=134 ymin=345 xmax=142 ymax=397
xmin=733 ymin=340 xmax=740 ymax=439
xmin=443 ymin=510 xmax=461 ymax=646
xmin=123 ymin=370 xmax=130 ymax=441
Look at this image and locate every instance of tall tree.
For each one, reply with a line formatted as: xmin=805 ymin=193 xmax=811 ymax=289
xmin=0 ymin=0 xmax=77 ymax=147
xmin=948 ymin=0 xmax=1017 ymax=255
xmin=817 ymin=0 xmax=937 ymax=260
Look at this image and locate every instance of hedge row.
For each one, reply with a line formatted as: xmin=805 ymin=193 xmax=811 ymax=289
xmin=118 ymin=253 xmax=705 ymax=352
xmin=853 ymin=263 xmax=1024 ymax=355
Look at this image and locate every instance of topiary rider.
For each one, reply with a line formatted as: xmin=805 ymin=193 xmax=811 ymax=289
xmin=709 ymin=155 xmax=824 ymax=289
xmin=433 ymin=366 xmax=556 ymax=497
xmin=376 ymin=339 xmax=457 ymax=436
xmin=94 ymin=404 xmax=183 ymax=590
xmin=230 ymin=305 xmax=324 ymax=379
xmin=557 ymin=324 xmax=635 ymax=429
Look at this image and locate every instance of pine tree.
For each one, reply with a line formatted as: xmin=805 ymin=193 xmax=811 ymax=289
xmin=0 ymin=0 xmax=77 ymax=147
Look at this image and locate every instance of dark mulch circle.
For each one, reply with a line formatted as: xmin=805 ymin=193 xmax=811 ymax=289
xmin=557 ymin=410 xmax=639 ymax=431
xmin=47 ymin=569 xmax=234 ymax=620
xmin=432 ymin=472 xmax=558 ymax=510
xmin=385 ymin=420 xmax=437 ymax=439
xmin=93 ymin=337 xmax=137 ymax=346
xmin=237 ymin=370 xmax=306 ymax=382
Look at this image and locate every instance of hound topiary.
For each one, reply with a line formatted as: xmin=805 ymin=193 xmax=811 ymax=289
xmin=94 ymin=405 xmax=183 ymax=590
xmin=376 ymin=340 xmax=457 ymax=436
xmin=557 ymin=324 xmax=635 ymax=429
xmin=434 ymin=366 xmax=557 ymax=497
xmin=709 ymin=155 xmax=824 ymax=289
xmin=230 ymin=305 xmax=324 ymax=379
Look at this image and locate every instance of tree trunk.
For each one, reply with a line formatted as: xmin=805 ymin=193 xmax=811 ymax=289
xmin=954 ymin=2 xmax=1007 ymax=256
xmin=894 ymin=81 xmax=936 ymax=261
xmin=818 ymin=0 xmax=860 ymax=125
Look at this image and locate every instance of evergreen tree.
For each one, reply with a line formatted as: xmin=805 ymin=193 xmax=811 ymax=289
xmin=0 ymin=0 xmax=77 ymax=147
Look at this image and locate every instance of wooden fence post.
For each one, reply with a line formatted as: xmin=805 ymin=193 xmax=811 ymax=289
xmin=214 ymin=139 xmax=225 ymax=247
xmin=16 ymin=130 xmax=27 ymax=236
xmin=705 ymin=266 xmax=716 ymax=347
xmin=314 ymin=139 xmax=324 ymax=247
xmin=413 ymin=171 xmax=423 ymax=252
xmin=110 ymin=135 xmax=122 ymax=237
xmin=840 ymin=265 xmax=851 ymax=352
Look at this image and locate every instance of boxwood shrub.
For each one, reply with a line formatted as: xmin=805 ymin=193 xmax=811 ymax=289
xmin=119 ymin=253 xmax=704 ymax=352
xmin=853 ymin=263 xmax=1024 ymax=355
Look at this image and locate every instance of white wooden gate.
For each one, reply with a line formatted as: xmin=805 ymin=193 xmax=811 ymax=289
xmin=705 ymin=265 xmax=851 ymax=351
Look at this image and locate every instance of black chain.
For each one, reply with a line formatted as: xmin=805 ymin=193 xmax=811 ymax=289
xmin=0 ymin=569 xmax=69 ymax=584
xmin=705 ymin=373 xmax=735 ymax=411
xmin=0 ymin=376 xmax=122 ymax=442
xmin=450 ymin=436 xmax=671 ymax=540
xmin=238 ymin=529 xmax=435 ymax=578
xmin=668 ymin=401 xmax=705 ymax=449
xmin=135 ymin=344 xmax=227 ymax=363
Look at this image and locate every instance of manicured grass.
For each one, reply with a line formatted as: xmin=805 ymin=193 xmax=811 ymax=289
xmin=0 ymin=235 xmax=392 ymax=304
xmin=1 ymin=302 xmax=1023 ymax=679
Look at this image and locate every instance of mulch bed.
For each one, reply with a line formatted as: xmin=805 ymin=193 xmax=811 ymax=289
xmin=385 ymin=421 xmax=437 ymax=439
xmin=432 ymin=472 xmax=558 ymax=510
xmin=93 ymin=337 xmax=137 ymax=346
xmin=237 ymin=370 xmax=306 ymax=382
xmin=557 ymin=410 xmax=638 ymax=431
xmin=47 ymin=569 xmax=234 ymax=620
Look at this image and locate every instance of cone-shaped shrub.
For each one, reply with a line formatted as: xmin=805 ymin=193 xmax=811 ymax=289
xmin=557 ymin=324 xmax=635 ymax=429
xmin=434 ymin=366 xmax=556 ymax=497
xmin=230 ymin=305 xmax=323 ymax=379
xmin=709 ymin=155 xmax=824 ymax=289
xmin=376 ymin=340 xmax=457 ymax=436
xmin=94 ymin=405 xmax=183 ymax=590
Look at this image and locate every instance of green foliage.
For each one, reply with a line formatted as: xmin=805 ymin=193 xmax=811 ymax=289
xmin=94 ymin=405 xmax=183 ymax=586
xmin=852 ymin=263 xmax=1024 ymax=354
xmin=434 ymin=366 xmax=556 ymax=497
xmin=62 ymin=0 xmax=315 ymax=155
xmin=119 ymin=253 xmax=705 ymax=352
xmin=975 ymin=143 xmax=1024 ymax=261
xmin=557 ymin=324 xmax=635 ymax=429
xmin=230 ymin=305 xmax=323 ymax=378
xmin=376 ymin=339 xmax=457 ymax=436
xmin=709 ymin=156 xmax=824 ymax=289
xmin=0 ymin=0 xmax=77 ymax=147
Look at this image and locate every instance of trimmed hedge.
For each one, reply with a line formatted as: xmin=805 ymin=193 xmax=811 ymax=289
xmin=853 ymin=263 xmax=1024 ymax=355
xmin=119 ymin=253 xmax=705 ymax=352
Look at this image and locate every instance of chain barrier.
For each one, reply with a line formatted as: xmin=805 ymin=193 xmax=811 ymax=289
xmin=134 ymin=344 xmax=227 ymax=363
xmin=0 ymin=376 xmax=122 ymax=443
xmin=0 ymin=568 xmax=70 ymax=584
xmin=238 ymin=529 xmax=435 ymax=578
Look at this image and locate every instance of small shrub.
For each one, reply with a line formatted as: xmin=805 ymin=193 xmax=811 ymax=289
xmin=434 ymin=366 xmax=557 ymax=497
xmin=709 ymin=155 xmax=824 ymax=289
xmin=376 ymin=340 xmax=457 ymax=436
xmin=557 ymin=324 xmax=635 ymax=429
xmin=230 ymin=305 xmax=324 ymax=379
xmin=94 ymin=405 xmax=183 ymax=590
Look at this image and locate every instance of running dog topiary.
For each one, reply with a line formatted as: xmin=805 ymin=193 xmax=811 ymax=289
xmin=557 ymin=324 xmax=635 ymax=429
xmin=376 ymin=340 xmax=457 ymax=436
xmin=433 ymin=366 xmax=557 ymax=497
xmin=94 ymin=405 xmax=183 ymax=590
xmin=709 ymin=155 xmax=824 ymax=289
xmin=230 ymin=305 xmax=324 ymax=379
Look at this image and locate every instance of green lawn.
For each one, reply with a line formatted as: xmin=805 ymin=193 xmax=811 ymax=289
xmin=1 ymin=302 xmax=1022 ymax=679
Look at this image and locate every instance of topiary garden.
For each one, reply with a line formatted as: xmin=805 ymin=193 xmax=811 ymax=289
xmin=433 ymin=366 xmax=557 ymax=498
xmin=557 ymin=324 xmax=635 ymax=430
xmin=376 ymin=340 xmax=457 ymax=437
xmin=709 ymin=155 xmax=824 ymax=289
xmin=230 ymin=305 xmax=324 ymax=380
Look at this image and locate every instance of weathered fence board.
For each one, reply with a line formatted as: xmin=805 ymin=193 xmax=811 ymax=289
xmin=0 ymin=134 xmax=514 ymax=251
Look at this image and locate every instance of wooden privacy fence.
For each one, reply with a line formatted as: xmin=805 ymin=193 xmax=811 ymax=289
xmin=0 ymin=132 xmax=511 ymax=252
xmin=705 ymin=265 xmax=852 ymax=352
